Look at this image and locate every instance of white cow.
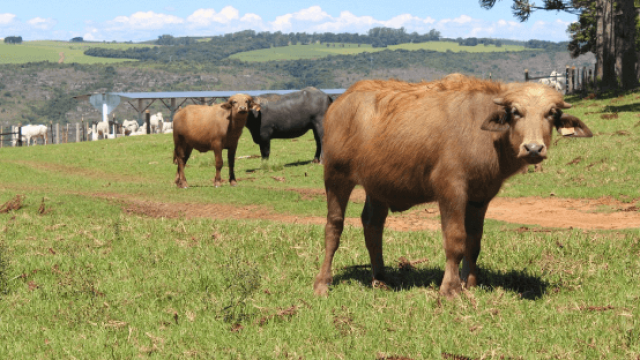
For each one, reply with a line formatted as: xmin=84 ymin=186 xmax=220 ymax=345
xmin=11 ymin=124 xmax=47 ymax=146
xmin=150 ymin=112 xmax=164 ymax=134
xmin=162 ymin=121 xmax=172 ymax=134
xmin=122 ymin=120 xmax=139 ymax=135
xmin=96 ymin=122 xmax=109 ymax=139
xmin=539 ymin=70 xmax=566 ymax=92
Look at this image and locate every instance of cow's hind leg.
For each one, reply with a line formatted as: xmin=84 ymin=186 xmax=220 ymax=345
xmin=361 ymin=195 xmax=389 ymax=288
xmin=174 ymin=146 xmax=192 ymax=188
xmin=227 ymin=147 xmax=238 ymax=187
xmin=461 ymin=201 xmax=488 ymax=288
xmin=314 ymin=179 xmax=355 ymax=296
xmin=311 ymin=121 xmax=324 ymax=164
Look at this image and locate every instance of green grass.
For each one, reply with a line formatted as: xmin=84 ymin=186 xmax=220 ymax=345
xmin=0 ymin=41 xmax=148 ymax=64
xmin=0 ymin=90 xmax=640 ymax=358
xmin=229 ymin=41 xmax=530 ymax=62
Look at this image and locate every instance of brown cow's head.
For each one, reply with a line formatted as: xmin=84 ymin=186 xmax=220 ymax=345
xmin=222 ymin=94 xmax=261 ymax=115
xmin=481 ymin=83 xmax=592 ymax=164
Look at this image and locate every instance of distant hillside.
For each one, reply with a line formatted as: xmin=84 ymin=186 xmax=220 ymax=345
xmin=0 ymin=48 xmax=594 ymax=127
xmin=0 ymin=41 xmax=146 ymax=65
xmin=229 ymin=42 xmax=531 ymax=62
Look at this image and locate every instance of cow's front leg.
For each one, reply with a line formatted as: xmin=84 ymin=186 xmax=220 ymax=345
xmin=227 ymin=147 xmax=238 ymax=187
xmin=461 ymin=201 xmax=488 ymax=288
xmin=438 ymin=194 xmax=468 ymax=299
xmin=259 ymin=140 xmax=271 ymax=161
xmin=212 ymin=147 xmax=224 ymax=188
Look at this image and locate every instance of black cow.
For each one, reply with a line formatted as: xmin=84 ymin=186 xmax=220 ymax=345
xmin=245 ymin=87 xmax=333 ymax=163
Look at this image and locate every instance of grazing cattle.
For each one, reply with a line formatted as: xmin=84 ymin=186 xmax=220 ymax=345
xmin=539 ymin=70 xmax=566 ymax=92
xmin=96 ymin=122 xmax=109 ymax=139
xmin=11 ymin=124 xmax=47 ymax=146
xmin=313 ymin=75 xmax=592 ymax=298
xmin=150 ymin=112 xmax=164 ymax=134
xmin=245 ymin=87 xmax=332 ymax=163
xmin=122 ymin=120 xmax=139 ymax=135
xmin=173 ymin=94 xmax=260 ymax=188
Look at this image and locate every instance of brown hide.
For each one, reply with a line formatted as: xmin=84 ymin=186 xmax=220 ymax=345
xmin=172 ymin=94 xmax=259 ymax=188
xmin=314 ymin=75 xmax=592 ymax=298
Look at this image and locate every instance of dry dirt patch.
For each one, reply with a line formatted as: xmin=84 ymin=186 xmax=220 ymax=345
xmin=98 ymin=189 xmax=640 ymax=231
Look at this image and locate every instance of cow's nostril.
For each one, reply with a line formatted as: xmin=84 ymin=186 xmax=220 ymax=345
xmin=524 ymin=142 xmax=544 ymax=156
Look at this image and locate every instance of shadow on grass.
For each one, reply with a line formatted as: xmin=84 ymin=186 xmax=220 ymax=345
xmin=284 ymin=160 xmax=313 ymax=167
xmin=333 ymin=264 xmax=548 ymax=300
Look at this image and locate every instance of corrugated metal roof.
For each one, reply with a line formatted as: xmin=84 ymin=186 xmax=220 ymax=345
xmin=110 ymin=89 xmax=345 ymax=100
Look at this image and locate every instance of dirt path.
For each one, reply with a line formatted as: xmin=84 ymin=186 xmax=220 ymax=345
xmin=103 ymin=188 xmax=640 ymax=231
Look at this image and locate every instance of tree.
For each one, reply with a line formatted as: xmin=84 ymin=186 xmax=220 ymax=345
xmin=568 ymin=0 xmax=639 ymax=89
xmin=4 ymin=36 xmax=22 ymax=44
xmin=481 ymin=0 xmax=638 ymax=90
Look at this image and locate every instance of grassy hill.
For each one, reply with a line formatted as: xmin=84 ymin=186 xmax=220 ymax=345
xmin=0 ymin=41 xmax=147 ymax=65
xmin=229 ymin=41 xmax=531 ymax=62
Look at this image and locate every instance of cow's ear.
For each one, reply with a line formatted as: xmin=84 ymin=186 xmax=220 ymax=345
xmin=555 ymin=113 xmax=593 ymax=137
xmin=221 ymin=99 xmax=233 ymax=110
xmin=481 ymin=110 xmax=510 ymax=132
xmin=251 ymin=103 xmax=261 ymax=112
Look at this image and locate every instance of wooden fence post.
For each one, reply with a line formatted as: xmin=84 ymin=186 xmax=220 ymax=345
xmin=145 ymin=110 xmax=151 ymax=134
xmin=565 ymin=66 xmax=570 ymax=94
xmin=18 ymin=123 xmax=23 ymax=147
xmin=76 ymin=122 xmax=80 ymax=143
xmin=524 ymin=69 xmax=529 ymax=82
xmin=55 ymin=123 xmax=60 ymax=145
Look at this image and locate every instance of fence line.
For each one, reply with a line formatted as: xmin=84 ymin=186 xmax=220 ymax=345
xmin=524 ymin=65 xmax=595 ymax=94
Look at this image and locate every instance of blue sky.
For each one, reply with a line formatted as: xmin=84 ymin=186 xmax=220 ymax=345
xmin=0 ymin=0 xmax=578 ymax=42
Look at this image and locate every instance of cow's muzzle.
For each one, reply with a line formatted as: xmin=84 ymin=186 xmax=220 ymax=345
xmin=519 ymin=142 xmax=547 ymax=163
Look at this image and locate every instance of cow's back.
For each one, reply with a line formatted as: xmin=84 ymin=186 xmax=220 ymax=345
xmin=323 ymin=79 xmax=509 ymax=210
xmin=173 ymin=105 xmax=226 ymax=151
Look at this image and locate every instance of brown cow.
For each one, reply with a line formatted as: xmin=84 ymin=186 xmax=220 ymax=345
xmin=173 ymin=94 xmax=260 ymax=188
xmin=314 ymin=75 xmax=592 ymax=298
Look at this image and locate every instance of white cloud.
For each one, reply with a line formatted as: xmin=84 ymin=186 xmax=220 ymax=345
xmin=27 ymin=17 xmax=57 ymax=30
xmin=110 ymin=11 xmax=184 ymax=30
xmin=7 ymin=6 xmax=574 ymax=42
xmin=0 ymin=13 xmax=16 ymax=25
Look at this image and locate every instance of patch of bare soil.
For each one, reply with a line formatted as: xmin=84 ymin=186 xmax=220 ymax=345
xmin=288 ymin=188 xmax=640 ymax=230
xmin=97 ymin=188 xmax=640 ymax=231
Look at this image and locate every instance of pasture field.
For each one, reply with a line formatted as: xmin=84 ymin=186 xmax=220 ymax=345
xmin=0 ymin=90 xmax=640 ymax=359
xmin=0 ymin=41 xmax=146 ymax=65
xmin=229 ymin=41 xmax=529 ymax=62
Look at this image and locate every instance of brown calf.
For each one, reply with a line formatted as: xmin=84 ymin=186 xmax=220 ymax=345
xmin=173 ymin=94 xmax=260 ymax=188
xmin=314 ymin=75 xmax=592 ymax=298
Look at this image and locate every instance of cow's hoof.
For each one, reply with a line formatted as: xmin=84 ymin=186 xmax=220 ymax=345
xmin=230 ymin=181 xmax=238 ymax=187
xmin=439 ymin=284 xmax=463 ymax=300
xmin=372 ymin=279 xmax=390 ymax=291
xmin=312 ymin=158 xmax=320 ymax=164
xmin=313 ymin=281 xmax=330 ymax=297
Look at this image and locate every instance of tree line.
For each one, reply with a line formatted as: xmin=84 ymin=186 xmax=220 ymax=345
xmin=3 ymin=36 xmax=22 ymax=45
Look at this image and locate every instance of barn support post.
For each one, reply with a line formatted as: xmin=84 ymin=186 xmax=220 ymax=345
xmin=138 ymin=99 xmax=144 ymax=129
xmin=145 ymin=110 xmax=151 ymax=134
xmin=55 ymin=123 xmax=60 ymax=145
xmin=565 ymin=66 xmax=570 ymax=94
xmin=170 ymin=98 xmax=176 ymax=123
xmin=571 ymin=67 xmax=576 ymax=93
xmin=76 ymin=123 xmax=80 ymax=143
xmin=524 ymin=69 xmax=529 ymax=82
